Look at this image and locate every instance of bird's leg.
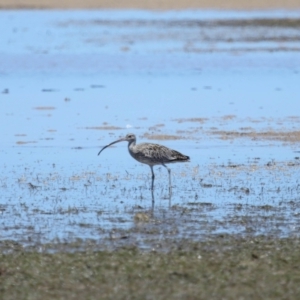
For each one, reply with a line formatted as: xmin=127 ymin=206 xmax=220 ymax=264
xmin=151 ymin=189 xmax=155 ymax=213
xmin=162 ymin=163 xmax=172 ymax=197
xmin=150 ymin=165 xmax=155 ymax=191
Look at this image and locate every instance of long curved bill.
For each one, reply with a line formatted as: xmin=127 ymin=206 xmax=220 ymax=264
xmin=98 ymin=138 xmax=126 ymax=156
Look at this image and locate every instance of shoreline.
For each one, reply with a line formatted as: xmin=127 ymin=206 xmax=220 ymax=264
xmin=1 ymin=0 xmax=300 ymax=10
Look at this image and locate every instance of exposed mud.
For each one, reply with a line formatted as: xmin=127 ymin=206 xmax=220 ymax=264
xmin=1 ymin=237 xmax=300 ymax=299
xmin=210 ymin=129 xmax=300 ymax=142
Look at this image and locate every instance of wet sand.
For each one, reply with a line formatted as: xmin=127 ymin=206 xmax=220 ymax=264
xmin=1 ymin=0 xmax=300 ymax=10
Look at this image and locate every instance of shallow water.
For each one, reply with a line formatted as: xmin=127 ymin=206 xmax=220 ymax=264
xmin=1 ymin=10 xmax=300 ymax=249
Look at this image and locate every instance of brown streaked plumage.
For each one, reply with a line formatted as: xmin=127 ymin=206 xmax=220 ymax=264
xmin=98 ymin=133 xmax=190 ymax=191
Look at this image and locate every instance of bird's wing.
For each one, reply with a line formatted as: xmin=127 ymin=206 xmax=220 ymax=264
xmin=137 ymin=143 xmax=187 ymax=162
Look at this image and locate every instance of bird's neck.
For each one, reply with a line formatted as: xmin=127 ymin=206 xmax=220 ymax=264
xmin=128 ymin=140 xmax=136 ymax=149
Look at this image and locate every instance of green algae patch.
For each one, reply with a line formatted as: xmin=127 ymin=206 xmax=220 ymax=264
xmin=1 ymin=236 xmax=300 ymax=299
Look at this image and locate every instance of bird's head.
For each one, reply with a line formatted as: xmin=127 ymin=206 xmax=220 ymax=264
xmin=124 ymin=133 xmax=136 ymax=143
xmin=98 ymin=133 xmax=137 ymax=156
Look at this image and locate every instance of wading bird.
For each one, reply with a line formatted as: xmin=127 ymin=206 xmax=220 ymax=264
xmin=98 ymin=133 xmax=190 ymax=193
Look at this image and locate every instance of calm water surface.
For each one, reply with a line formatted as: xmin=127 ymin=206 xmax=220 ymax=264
xmin=0 ymin=10 xmax=300 ymax=248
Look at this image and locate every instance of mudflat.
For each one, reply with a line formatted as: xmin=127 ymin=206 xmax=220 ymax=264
xmin=1 ymin=0 xmax=300 ymax=10
xmin=1 ymin=6 xmax=300 ymax=300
